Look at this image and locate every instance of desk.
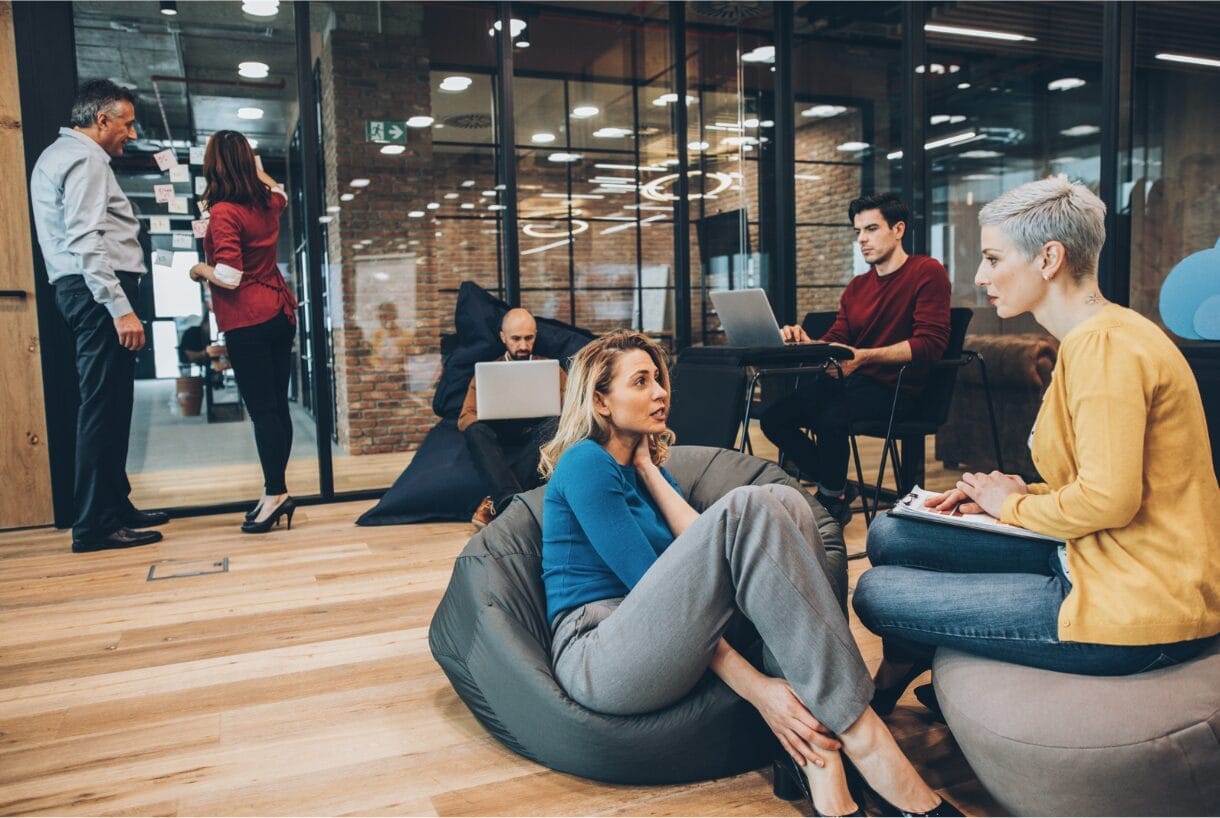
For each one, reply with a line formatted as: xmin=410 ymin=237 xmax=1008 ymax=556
xmin=674 ymin=344 xmax=853 ymax=453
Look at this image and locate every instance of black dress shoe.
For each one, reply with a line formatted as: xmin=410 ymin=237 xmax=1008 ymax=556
xmin=241 ymin=496 xmax=296 ymax=534
xmin=72 ymin=527 xmax=163 ymax=553
xmin=121 ymin=509 xmax=170 ymax=527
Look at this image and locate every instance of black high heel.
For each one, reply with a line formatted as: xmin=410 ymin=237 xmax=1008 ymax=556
xmin=244 ymin=502 xmax=261 ymax=523
xmin=862 ymin=790 xmax=963 ymax=817
xmin=771 ymin=755 xmax=865 ymax=817
xmin=870 ymin=658 xmax=932 ymax=716
xmin=241 ymin=496 xmax=295 ymax=534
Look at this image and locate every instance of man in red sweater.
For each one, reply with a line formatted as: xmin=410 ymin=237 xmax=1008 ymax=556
xmin=760 ymin=193 xmax=950 ymax=525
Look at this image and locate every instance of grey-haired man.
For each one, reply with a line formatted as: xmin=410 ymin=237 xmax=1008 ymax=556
xmin=30 ymin=79 xmax=169 ymax=552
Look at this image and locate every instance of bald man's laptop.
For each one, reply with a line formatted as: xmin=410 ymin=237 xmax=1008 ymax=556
xmin=475 ymin=359 xmax=562 ymax=420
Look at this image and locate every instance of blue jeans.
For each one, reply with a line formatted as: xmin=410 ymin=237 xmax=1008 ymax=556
xmin=852 ymin=513 xmax=1214 ymax=675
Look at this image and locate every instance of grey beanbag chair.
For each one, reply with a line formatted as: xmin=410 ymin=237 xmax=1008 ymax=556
xmin=934 ymin=637 xmax=1220 ymax=816
xmin=428 ymin=445 xmax=847 ymax=784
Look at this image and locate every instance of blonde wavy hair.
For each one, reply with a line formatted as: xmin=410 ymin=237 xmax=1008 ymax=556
xmin=538 ymin=330 xmax=676 ymax=479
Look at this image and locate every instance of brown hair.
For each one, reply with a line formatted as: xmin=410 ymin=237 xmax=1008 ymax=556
xmin=202 ymin=130 xmax=270 ymax=210
xmin=537 ymin=330 xmax=675 ymax=479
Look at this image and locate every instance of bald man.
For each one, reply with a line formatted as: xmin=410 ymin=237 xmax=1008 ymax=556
xmin=459 ymin=308 xmax=566 ymax=527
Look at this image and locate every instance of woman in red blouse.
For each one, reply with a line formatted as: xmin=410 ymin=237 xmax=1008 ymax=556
xmin=189 ymin=130 xmax=299 ymax=533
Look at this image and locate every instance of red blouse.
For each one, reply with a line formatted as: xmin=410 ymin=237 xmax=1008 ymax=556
xmin=203 ymin=189 xmax=297 ymax=333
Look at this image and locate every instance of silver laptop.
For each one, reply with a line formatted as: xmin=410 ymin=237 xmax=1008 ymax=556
xmin=475 ymin=359 xmax=562 ymax=420
xmin=710 ymin=288 xmax=786 ymax=347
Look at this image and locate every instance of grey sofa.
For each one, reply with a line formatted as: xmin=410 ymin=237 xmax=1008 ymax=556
xmin=428 ymin=444 xmax=846 ymax=784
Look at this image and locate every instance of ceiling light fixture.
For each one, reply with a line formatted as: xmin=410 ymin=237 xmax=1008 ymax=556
xmin=547 ymin=152 xmax=582 ymax=163
xmin=444 ymin=192 xmax=460 ymax=199
xmin=924 ymin=23 xmax=1035 ymax=42
xmin=925 ymin=130 xmax=979 ymax=150
xmin=887 ymin=150 xmax=904 ymax=160
xmin=801 ymin=104 xmax=847 ymax=118
xmin=1047 ymin=77 xmax=1086 ymax=91
xmin=318 ymin=215 xmax=332 ymax=224
xmin=515 ymin=23 xmax=530 ymax=48
xmin=1060 ymin=124 xmax=1100 ymax=137
xmin=350 ymin=179 xmax=370 ymax=188
xmin=242 ymin=0 xmax=279 ymax=18
xmin=741 ymin=45 xmax=775 ymax=64
xmin=426 ymin=202 xmax=440 ymax=209
xmin=960 ymin=149 xmax=1002 ymax=158
xmin=408 ymin=211 xmax=425 ymax=218
xmin=326 ymin=205 xmax=341 ymax=213
xmin=237 ymin=107 xmax=264 ymax=120
xmin=340 ymin=193 xmax=355 ymax=202
xmin=957 ymin=82 xmax=972 ymax=89
xmin=1155 ymin=52 xmax=1220 ymax=69
xmin=439 ymin=75 xmax=473 ymax=92
xmin=238 ymin=61 xmax=269 ymax=79
xmin=521 ymin=220 xmax=589 ymax=239
xmin=531 ymin=132 xmax=556 ymax=144
xmin=592 ymin=127 xmax=632 ymax=138
xmin=652 ymin=93 xmax=697 ymax=107
xmin=836 ymin=141 xmax=870 ymax=152
xmin=159 ymin=1 xmax=178 ymax=16
xmin=406 ymin=115 xmax=434 ymax=128
xmin=487 ymin=18 xmax=527 ymax=38
xmin=380 ymin=145 xmax=405 ymax=155
xmin=639 ymin=170 xmax=732 ymax=202
xmin=571 ymin=105 xmax=599 ymax=118
xmin=688 ymin=141 xmax=709 ymax=152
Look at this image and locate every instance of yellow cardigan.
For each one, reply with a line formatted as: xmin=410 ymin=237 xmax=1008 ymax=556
xmin=1000 ymin=305 xmax=1220 ymax=646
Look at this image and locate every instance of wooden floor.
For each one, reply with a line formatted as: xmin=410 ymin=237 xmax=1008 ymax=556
xmin=0 ymin=439 xmax=1000 ymax=817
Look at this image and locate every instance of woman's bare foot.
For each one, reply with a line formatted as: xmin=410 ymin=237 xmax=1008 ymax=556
xmin=254 ymin=492 xmax=289 ymax=524
xmin=840 ymin=707 xmax=941 ymax=813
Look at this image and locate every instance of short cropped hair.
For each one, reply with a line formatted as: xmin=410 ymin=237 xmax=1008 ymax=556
xmin=848 ymin=192 xmax=910 ymax=229
xmin=69 ymin=79 xmax=136 ymax=128
xmin=978 ymin=177 xmax=1106 ymax=281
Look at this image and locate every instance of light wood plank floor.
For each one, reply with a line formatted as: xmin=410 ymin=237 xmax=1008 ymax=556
xmin=0 ymin=438 xmax=1001 ymax=817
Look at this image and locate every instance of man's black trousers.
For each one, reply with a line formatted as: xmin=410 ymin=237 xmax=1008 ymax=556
xmin=463 ymin=417 xmax=558 ymax=513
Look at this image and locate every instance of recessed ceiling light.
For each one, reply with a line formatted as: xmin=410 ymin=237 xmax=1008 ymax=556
xmin=1155 ymin=52 xmax=1220 ymax=69
xmin=439 ymin=75 xmax=473 ymax=92
xmin=802 ymin=104 xmax=847 ymax=118
xmin=548 ymin=152 xmax=582 ymax=162
xmin=651 ymin=93 xmax=697 ymax=107
xmin=461 ymin=203 xmax=476 ymax=209
xmin=487 ymin=18 xmax=527 ymax=38
xmin=688 ymin=141 xmax=709 ymax=152
xmin=350 ymin=178 xmax=370 ymax=188
xmin=461 ymin=180 xmax=476 ymax=187
xmin=237 ymin=107 xmax=264 ymax=120
xmin=592 ymin=127 xmax=632 ymax=138
xmin=326 ymin=205 xmax=341 ymax=213
xmin=238 ymin=61 xmax=269 ymax=79
xmin=1052 ymin=156 xmax=1082 ymax=164
xmin=532 ymin=132 xmax=556 ymax=144
xmin=924 ymin=23 xmax=1035 ymax=42
xmin=887 ymin=149 xmax=904 ymax=160
xmin=960 ymin=149 xmax=1002 ymax=158
xmin=963 ymin=173 xmax=997 ymax=180
xmin=741 ymin=45 xmax=775 ymax=64
xmin=759 ymin=120 xmax=774 ymax=128
xmin=957 ymin=82 xmax=971 ymax=89
xmin=380 ymin=145 xmax=405 ymax=155
xmin=406 ymin=115 xmax=434 ymax=128
xmin=408 ymin=210 xmax=425 ymax=218
xmin=571 ymin=105 xmax=599 ymax=118
xmin=426 ymin=202 xmax=440 ymax=210
xmin=836 ymin=141 xmax=870 ymax=152
xmin=488 ymin=204 xmax=505 ymax=210
xmin=1060 ymin=124 xmax=1100 ymax=137
xmin=930 ymin=114 xmax=967 ymax=125
xmin=317 ymin=215 xmax=332 ymax=224
xmin=1047 ymin=77 xmax=1086 ymax=92
xmin=444 ymin=192 xmax=460 ymax=199
xmin=242 ymin=0 xmax=279 ymax=18
xmin=159 ymin=1 xmax=178 ymax=16
xmin=482 ymin=190 xmax=496 ymax=197
xmin=925 ymin=131 xmax=978 ymax=150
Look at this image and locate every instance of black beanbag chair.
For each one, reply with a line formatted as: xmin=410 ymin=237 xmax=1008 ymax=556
xmin=358 ymin=282 xmax=592 ymax=525
xmin=428 ymin=445 xmax=848 ymax=784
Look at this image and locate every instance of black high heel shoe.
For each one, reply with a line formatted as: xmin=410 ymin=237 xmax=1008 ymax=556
xmin=862 ymin=790 xmax=963 ymax=817
xmin=241 ymin=496 xmax=295 ymax=534
xmin=244 ymin=502 xmax=261 ymax=523
xmin=771 ymin=755 xmax=865 ymax=817
xmin=870 ymin=658 xmax=932 ymax=716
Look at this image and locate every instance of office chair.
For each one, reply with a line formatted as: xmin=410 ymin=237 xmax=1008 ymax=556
xmin=849 ymin=306 xmax=1004 ymax=523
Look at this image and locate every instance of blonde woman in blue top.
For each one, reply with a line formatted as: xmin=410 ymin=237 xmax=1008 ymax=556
xmin=539 ymin=330 xmax=959 ymax=817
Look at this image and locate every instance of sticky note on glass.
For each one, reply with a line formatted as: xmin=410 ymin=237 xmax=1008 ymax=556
xmin=153 ymin=249 xmax=173 ymax=267
xmin=149 ymin=216 xmax=171 ymax=234
xmin=189 ymin=146 xmax=205 ymax=165
xmin=169 ymin=165 xmax=190 ymax=183
xmin=191 ymin=219 xmax=209 ymax=239
xmin=168 ymin=196 xmax=189 ymax=214
xmin=154 ymin=183 xmax=174 ymax=203
xmin=195 ymin=176 xmax=207 ymax=195
xmin=153 ymin=149 xmax=177 ymax=171
xmin=172 ymin=232 xmax=194 ymax=249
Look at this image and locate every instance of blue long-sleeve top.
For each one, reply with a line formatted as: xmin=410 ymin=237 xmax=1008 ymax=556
xmin=541 ymin=439 xmax=682 ymax=624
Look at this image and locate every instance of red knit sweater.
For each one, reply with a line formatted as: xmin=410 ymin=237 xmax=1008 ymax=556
xmin=204 ymin=190 xmax=297 ymax=333
xmin=821 ymin=254 xmax=951 ymax=388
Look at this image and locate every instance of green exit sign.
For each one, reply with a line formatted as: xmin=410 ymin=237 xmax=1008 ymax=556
xmin=366 ymin=121 xmax=408 ymax=143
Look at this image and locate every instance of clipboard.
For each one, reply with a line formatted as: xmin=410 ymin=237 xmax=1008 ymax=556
xmin=890 ymin=486 xmax=1063 ymax=544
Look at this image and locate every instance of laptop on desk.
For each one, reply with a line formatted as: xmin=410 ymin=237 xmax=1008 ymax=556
xmin=708 ymin=288 xmax=852 ymax=366
xmin=475 ymin=359 xmax=562 ymax=420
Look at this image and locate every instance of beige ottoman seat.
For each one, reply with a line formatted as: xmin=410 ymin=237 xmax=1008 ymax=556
xmin=932 ymin=639 xmax=1220 ymax=816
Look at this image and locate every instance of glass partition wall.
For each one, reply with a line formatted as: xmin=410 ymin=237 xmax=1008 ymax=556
xmin=35 ymin=1 xmax=1218 ymax=515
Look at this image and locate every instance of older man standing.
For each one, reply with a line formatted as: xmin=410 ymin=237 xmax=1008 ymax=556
xmin=460 ymin=308 xmax=566 ymax=527
xmin=30 ymin=79 xmax=169 ymax=553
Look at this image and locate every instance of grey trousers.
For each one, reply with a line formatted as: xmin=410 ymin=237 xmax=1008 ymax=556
xmin=551 ymin=484 xmax=874 ymax=734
